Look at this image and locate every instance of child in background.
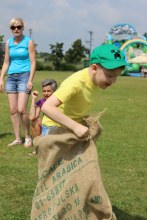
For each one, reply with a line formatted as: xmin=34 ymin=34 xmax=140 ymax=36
xmin=29 ymin=79 xmax=57 ymax=138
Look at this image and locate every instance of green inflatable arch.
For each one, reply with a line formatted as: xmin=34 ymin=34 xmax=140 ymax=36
xmin=120 ymin=39 xmax=147 ymax=76
xmin=120 ymin=39 xmax=147 ymax=51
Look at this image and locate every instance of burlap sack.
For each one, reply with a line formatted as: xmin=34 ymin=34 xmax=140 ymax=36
xmin=31 ymin=112 xmax=116 ymax=220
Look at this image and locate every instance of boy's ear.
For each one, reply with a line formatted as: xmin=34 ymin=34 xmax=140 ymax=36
xmin=92 ymin=64 xmax=98 ymax=71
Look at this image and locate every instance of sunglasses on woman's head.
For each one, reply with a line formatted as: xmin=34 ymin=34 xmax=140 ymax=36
xmin=11 ymin=25 xmax=22 ymax=30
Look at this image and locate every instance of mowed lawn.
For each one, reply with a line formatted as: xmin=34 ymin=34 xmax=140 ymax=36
xmin=0 ymin=71 xmax=146 ymax=220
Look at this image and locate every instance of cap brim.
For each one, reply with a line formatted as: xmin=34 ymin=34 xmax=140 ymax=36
xmin=100 ymin=61 xmax=127 ymax=69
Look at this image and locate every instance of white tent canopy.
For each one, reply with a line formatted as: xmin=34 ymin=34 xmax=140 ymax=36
xmin=128 ymin=54 xmax=147 ymax=64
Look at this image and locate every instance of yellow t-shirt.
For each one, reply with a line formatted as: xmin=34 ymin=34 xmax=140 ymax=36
xmin=42 ymin=68 xmax=100 ymax=127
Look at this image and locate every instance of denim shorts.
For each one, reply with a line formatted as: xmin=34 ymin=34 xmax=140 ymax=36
xmin=5 ymin=72 xmax=30 ymax=93
xmin=41 ymin=125 xmax=57 ymax=136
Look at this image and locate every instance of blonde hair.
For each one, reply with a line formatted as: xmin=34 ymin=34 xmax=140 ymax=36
xmin=9 ymin=18 xmax=24 ymax=29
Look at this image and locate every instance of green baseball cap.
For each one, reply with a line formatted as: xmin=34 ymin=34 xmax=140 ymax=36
xmin=90 ymin=44 xmax=127 ymax=69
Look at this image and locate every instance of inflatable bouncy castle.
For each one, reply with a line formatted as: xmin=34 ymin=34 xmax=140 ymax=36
xmin=105 ymin=24 xmax=147 ymax=76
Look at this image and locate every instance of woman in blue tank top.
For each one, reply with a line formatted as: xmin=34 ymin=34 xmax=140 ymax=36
xmin=0 ymin=18 xmax=36 ymax=147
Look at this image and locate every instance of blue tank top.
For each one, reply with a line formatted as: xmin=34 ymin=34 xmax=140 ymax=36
xmin=8 ymin=35 xmax=31 ymax=74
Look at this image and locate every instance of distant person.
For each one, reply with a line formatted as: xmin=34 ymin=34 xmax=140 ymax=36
xmin=0 ymin=17 xmax=36 ymax=147
xmin=29 ymin=79 xmax=57 ymax=138
xmin=141 ymin=66 xmax=147 ymax=77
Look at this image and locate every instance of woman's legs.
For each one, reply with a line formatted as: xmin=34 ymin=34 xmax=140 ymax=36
xmin=7 ymin=93 xmax=21 ymax=141
xmin=6 ymin=73 xmax=32 ymax=146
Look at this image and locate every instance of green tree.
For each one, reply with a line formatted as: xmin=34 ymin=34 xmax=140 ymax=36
xmin=49 ymin=43 xmax=64 ymax=70
xmin=0 ymin=35 xmax=4 ymax=42
xmin=0 ymin=37 xmax=5 ymax=68
xmin=143 ymin=32 xmax=147 ymax=39
xmin=0 ymin=50 xmax=4 ymax=68
xmin=38 ymin=52 xmax=50 ymax=62
xmin=64 ymin=39 xmax=88 ymax=65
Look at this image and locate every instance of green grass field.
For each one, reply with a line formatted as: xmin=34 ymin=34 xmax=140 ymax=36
xmin=0 ymin=71 xmax=146 ymax=220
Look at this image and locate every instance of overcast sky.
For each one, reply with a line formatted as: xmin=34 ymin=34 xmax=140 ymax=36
xmin=1 ymin=0 xmax=147 ymax=53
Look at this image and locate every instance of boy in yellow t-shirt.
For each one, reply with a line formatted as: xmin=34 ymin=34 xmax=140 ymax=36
xmin=41 ymin=44 xmax=126 ymax=138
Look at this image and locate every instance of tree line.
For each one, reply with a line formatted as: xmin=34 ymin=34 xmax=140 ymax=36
xmin=37 ymin=39 xmax=89 ymax=71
